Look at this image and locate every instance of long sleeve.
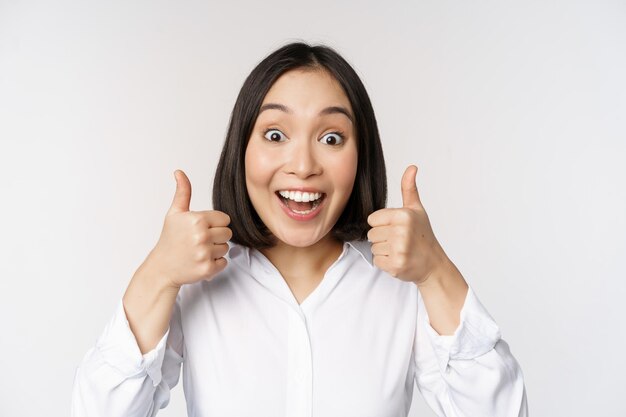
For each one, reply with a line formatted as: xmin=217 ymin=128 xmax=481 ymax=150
xmin=413 ymin=286 xmax=528 ymax=417
xmin=71 ymin=293 xmax=184 ymax=417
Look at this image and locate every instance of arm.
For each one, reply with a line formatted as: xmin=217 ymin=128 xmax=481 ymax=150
xmin=122 ymin=257 xmax=182 ymax=354
xmin=71 ymin=263 xmax=185 ymax=417
xmin=366 ymin=165 xmax=528 ymax=415
xmin=414 ymin=251 xmax=468 ymax=335
xmin=70 ymin=169 xmax=231 ymax=416
xmin=413 ymin=262 xmax=528 ymax=416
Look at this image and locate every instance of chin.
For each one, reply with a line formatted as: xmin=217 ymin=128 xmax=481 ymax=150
xmin=275 ymin=231 xmax=326 ymax=248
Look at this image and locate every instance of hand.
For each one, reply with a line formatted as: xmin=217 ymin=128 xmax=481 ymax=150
xmin=367 ymin=165 xmax=448 ymax=285
xmin=143 ymin=169 xmax=233 ymax=289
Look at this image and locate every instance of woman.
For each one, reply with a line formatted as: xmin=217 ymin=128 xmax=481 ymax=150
xmin=72 ymin=42 xmax=527 ymax=417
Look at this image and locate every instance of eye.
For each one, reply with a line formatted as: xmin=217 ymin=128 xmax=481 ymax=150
xmin=320 ymin=131 xmax=345 ymax=146
xmin=263 ymin=128 xmax=287 ymax=143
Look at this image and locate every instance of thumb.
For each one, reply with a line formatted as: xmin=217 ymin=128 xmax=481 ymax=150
xmin=401 ymin=165 xmax=422 ymax=209
xmin=168 ymin=169 xmax=192 ymax=214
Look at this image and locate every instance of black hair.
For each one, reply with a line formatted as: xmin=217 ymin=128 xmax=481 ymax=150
xmin=213 ymin=41 xmax=387 ymax=249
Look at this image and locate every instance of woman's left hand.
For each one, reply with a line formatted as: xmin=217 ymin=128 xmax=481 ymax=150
xmin=367 ymin=165 xmax=449 ymax=285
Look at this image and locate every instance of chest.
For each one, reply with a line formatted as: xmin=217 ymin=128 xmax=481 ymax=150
xmin=283 ymin=274 xmax=324 ymax=305
xmin=180 ymin=277 xmax=419 ymax=417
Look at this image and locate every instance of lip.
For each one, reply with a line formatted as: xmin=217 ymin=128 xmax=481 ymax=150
xmin=275 ymin=191 xmax=326 ymax=221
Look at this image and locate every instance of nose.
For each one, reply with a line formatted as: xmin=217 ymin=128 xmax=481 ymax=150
xmin=284 ymin=137 xmax=322 ymax=179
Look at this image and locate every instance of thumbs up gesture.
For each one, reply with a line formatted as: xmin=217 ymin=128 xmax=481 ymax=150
xmin=367 ymin=165 xmax=448 ymax=285
xmin=143 ymin=170 xmax=233 ymax=288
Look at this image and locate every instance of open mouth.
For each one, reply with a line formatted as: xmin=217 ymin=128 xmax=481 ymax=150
xmin=275 ymin=191 xmax=326 ymax=215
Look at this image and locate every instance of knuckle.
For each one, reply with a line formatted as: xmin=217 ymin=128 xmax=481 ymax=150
xmin=199 ymin=261 xmax=213 ymax=276
xmin=194 ymin=248 xmax=209 ymax=262
xmin=398 ymin=209 xmax=413 ymax=223
xmin=193 ymin=231 xmax=207 ymax=245
xmin=396 ymin=226 xmax=408 ymax=240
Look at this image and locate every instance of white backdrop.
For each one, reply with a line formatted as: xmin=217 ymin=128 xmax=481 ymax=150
xmin=1 ymin=1 xmax=625 ymax=416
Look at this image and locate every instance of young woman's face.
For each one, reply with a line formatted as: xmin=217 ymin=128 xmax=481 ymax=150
xmin=244 ymin=68 xmax=358 ymax=248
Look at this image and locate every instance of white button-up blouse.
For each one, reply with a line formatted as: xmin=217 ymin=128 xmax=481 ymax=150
xmin=71 ymin=240 xmax=528 ymax=417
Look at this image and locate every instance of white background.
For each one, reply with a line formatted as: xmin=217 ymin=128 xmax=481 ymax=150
xmin=1 ymin=1 xmax=625 ymax=416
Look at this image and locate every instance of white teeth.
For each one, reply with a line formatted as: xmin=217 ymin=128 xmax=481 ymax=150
xmin=278 ymin=190 xmax=322 ymax=202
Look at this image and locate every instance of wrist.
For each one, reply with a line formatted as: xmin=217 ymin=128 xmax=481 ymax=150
xmin=415 ymin=259 xmax=469 ymax=335
xmin=417 ymin=256 xmax=468 ymax=294
xmin=135 ymin=256 xmax=181 ymax=294
xmin=414 ymin=241 xmax=451 ymax=286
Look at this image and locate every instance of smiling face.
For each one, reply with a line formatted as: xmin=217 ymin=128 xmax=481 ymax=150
xmin=244 ymin=68 xmax=358 ymax=248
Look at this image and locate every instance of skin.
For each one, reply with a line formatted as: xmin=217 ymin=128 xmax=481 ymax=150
xmin=245 ymin=68 xmax=358 ymax=302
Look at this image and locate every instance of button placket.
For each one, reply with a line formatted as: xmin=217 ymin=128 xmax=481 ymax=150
xmin=285 ymin=307 xmax=313 ymax=417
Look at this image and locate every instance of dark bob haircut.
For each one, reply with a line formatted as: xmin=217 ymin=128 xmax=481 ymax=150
xmin=212 ymin=41 xmax=387 ymax=249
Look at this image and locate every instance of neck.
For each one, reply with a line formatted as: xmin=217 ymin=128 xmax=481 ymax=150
xmin=259 ymin=234 xmax=344 ymax=281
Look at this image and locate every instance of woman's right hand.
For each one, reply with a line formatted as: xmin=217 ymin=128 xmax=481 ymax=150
xmin=142 ymin=169 xmax=233 ymax=289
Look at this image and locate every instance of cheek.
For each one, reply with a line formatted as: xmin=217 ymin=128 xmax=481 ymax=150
xmin=332 ymin=147 xmax=358 ymax=194
xmin=244 ymin=143 xmax=275 ymax=189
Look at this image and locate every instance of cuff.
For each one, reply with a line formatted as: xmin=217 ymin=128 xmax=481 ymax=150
xmin=419 ymin=286 xmax=501 ymax=371
xmin=95 ymin=299 xmax=170 ymax=387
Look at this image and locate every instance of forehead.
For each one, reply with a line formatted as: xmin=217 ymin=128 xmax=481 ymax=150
xmin=259 ymin=69 xmax=353 ymax=121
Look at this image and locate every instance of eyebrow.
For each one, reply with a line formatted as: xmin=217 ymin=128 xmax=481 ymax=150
xmin=258 ymin=102 xmax=354 ymax=124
